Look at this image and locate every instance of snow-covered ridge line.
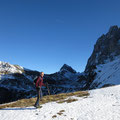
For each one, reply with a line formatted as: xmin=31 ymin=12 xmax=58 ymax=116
xmin=0 ymin=61 xmax=24 ymax=74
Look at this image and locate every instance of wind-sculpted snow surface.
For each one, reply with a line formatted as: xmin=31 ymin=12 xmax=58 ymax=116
xmin=1 ymin=85 xmax=120 ymax=120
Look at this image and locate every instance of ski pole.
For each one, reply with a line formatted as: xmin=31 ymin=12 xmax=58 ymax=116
xmin=46 ymin=82 xmax=50 ymax=95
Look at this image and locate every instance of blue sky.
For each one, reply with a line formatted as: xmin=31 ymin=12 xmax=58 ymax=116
xmin=0 ymin=0 xmax=120 ymax=74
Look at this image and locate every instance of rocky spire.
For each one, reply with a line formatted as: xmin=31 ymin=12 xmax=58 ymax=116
xmin=85 ymin=25 xmax=120 ymax=72
xmin=60 ymin=64 xmax=76 ymax=73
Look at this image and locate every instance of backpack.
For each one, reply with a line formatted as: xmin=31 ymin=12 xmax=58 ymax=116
xmin=33 ymin=76 xmax=39 ymax=84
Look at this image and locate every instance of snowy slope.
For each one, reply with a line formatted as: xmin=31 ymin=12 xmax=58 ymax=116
xmin=90 ymin=55 xmax=120 ymax=89
xmin=0 ymin=61 xmax=24 ymax=74
xmin=1 ymin=85 xmax=120 ymax=120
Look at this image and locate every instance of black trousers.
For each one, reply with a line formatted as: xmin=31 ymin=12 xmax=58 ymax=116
xmin=34 ymin=87 xmax=43 ymax=107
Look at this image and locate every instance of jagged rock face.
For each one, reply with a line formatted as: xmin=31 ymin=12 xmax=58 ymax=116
xmin=85 ymin=25 xmax=120 ymax=73
xmin=77 ymin=25 xmax=120 ymax=90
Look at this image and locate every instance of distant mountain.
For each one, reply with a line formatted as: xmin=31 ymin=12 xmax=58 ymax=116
xmin=60 ymin=64 xmax=76 ymax=74
xmin=44 ymin=64 xmax=82 ymax=94
xmin=0 ymin=62 xmax=81 ymax=104
xmin=78 ymin=25 xmax=120 ymax=89
xmin=0 ymin=62 xmax=40 ymax=104
xmin=0 ymin=61 xmax=24 ymax=74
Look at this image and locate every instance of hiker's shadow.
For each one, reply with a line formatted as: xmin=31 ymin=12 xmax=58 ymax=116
xmin=1 ymin=107 xmax=36 ymax=111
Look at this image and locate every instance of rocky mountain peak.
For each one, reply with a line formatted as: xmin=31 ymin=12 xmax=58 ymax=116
xmin=60 ymin=64 xmax=76 ymax=73
xmin=85 ymin=25 xmax=120 ymax=72
xmin=108 ymin=25 xmax=119 ymax=34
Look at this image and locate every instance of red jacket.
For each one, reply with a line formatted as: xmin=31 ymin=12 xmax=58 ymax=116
xmin=35 ymin=76 xmax=45 ymax=88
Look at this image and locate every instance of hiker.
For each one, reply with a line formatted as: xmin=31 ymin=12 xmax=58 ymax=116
xmin=33 ymin=72 xmax=46 ymax=108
